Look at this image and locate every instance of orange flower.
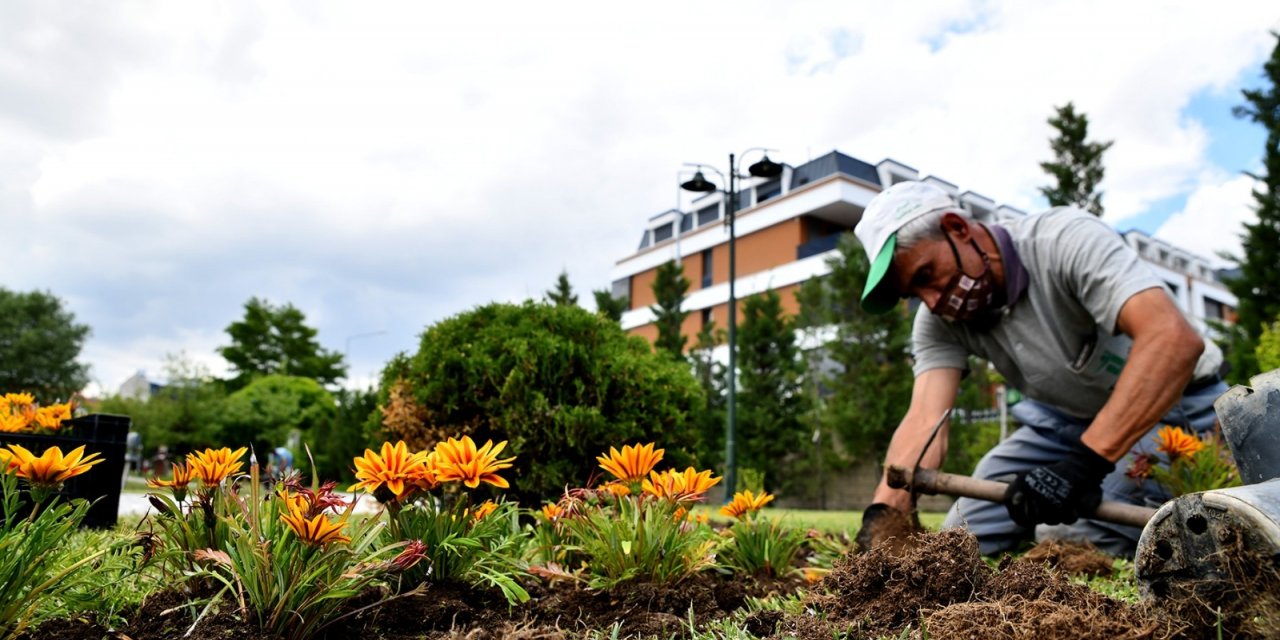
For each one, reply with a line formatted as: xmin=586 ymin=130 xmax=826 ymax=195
xmin=186 ymin=447 xmax=247 ymax=486
xmin=0 ymin=412 xmax=26 ymax=433
xmin=148 ymin=462 xmax=194 ymax=501
xmin=719 ymin=490 xmax=775 ymax=520
xmin=350 ymin=441 xmax=430 ymax=499
xmin=33 ymin=403 xmax=73 ymax=430
xmin=470 ymin=499 xmax=498 ymax=521
xmin=0 ymin=448 xmax=17 ymax=474
xmin=642 ymin=467 xmax=721 ymax=503
xmin=5 ymin=444 xmax=103 ymax=488
xmin=281 ymin=503 xmax=351 ymax=546
xmin=1156 ymin=426 xmax=1205 ymax=460
xmin=432 ymin=436 xmax=515 ymax=489
xmin=405 ymin=451 xmax=441 ymax=494
xmin=599 ymin=481 xmax=631 ymax=497
xmin=540 ymin=503 xmax=564 ymax=521
xmin=596 ymin=442 xmax=664 ymax=482
xmin=2 ymin=393 xmax=34 ymax=406
xmin=802 ymin=567 xmax=828 ymax=584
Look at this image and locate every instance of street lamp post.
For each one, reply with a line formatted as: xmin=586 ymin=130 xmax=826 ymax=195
xmin=680 ymin=149 xmax=783 ymax=499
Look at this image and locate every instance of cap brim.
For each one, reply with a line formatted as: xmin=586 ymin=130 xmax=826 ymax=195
xmin=860 ymin=234 xmax=900 ymax=314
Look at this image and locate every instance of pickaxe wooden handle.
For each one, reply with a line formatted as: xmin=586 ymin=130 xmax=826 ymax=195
xmin=886 ymin=464 xmax=1157 ymax=529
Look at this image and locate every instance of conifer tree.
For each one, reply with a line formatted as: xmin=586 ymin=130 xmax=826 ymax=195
xmin=650 ymin=260 xmax=690 ymax=358
xmin=1224 ymin=31 xmax=1280 ymax=381
xmin=1039 ymin=102 xmax=1114 ymax=216
xmin=592 ymin=288 xmax=628 ymax=323
xmin=689 ymin=320 xmax=726 ymax=469
xmin=795 ymin=234 xmax=914 ymax=459
xmin=736 ymin=290 xmax=809 ymax=493
xmin=545 ymin=270 xmax=578 ymax=306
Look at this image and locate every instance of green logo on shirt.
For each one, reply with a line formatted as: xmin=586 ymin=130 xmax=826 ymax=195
xmin=1098 ymin=352 xmax=1126 ymax=376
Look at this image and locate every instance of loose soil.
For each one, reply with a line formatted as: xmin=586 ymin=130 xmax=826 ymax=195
xmin=855 ymin=506 xmax=926 ymax=556
xmin=1021 ymin=538 xmax=1115 ymax=577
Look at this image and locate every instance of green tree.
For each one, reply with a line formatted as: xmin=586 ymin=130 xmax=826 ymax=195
xmin=0 ymin=288 xmax=90 ymax=400
xmin=689 ymin=320 xmax=726 ymax=469
xmin=1257 ymin=315 xmax=1280 ymax=374
xmin=592 ymin=288 xmax=628 ymax=323
xmin=1224 ymin=31 xmax=1280 ymax=381
xmin=1039 ymin=102 xmax=1114 ymax=216
xmin=219 ymin=374 xmax=336 ymax=467
xmin=374 ymin=301 xmax=703 ymax=505
xmin=217 ymin=297 xmax=346 ymax=390
xmin=795 ymin=233 xmax=914 ymax=460
xmin=651 ymin=261 xmax=690 ymax=358
xmin=304 ymin=386 xmax=377 ymax=483
xmin=736 ymin=290 xmax=810 ymax=494
xmin=545 ymin=270 xmax=578 ymax=306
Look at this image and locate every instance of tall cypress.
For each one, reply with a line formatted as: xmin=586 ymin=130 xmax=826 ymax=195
xmin=736 ymin=290 xmax=809 ymax=494
xmin=1039 ymin=102 xmax=1114 ymax=216
xmin=545 ymin=270 xmax=578 ymax=306
xmin=650 ymin=260 xmax=690 ymax=358
xmin=1224 ymin=31 xmax=1280 ymax=381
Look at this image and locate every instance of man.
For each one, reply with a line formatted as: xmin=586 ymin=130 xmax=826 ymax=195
xmin=853 ymin=181 xmax=1225 ymax=556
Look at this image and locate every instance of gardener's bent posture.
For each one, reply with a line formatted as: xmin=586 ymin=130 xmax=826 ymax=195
xmin=854 ymin=181 xmax=1226 ymax=556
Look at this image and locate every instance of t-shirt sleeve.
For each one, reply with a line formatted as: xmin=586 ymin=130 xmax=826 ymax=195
xmin=911 ymin=306 xmax=969 ymax=376
xmin=1044 ymin=210 xmax=1165 ymax=334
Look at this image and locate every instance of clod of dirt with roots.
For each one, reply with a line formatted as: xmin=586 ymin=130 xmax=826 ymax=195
xmin=1021 ymin=538 xmax=1116 ymax=577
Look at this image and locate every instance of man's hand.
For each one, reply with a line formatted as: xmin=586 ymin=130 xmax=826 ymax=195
xmin=855 ymin=503 xmax=923 ymax=553
xmin=1002 ymin=442 xmax=1115 ymax=527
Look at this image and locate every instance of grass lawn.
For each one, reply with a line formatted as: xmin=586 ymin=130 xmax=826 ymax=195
xmin=693 ymin=505 xmax=948 ymax=533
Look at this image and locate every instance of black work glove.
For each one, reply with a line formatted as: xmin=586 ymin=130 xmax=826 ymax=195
xmin=855 ymin=503 xmax=920 ymax=552
xmin=1002 ymin=442 xmax=1115 ymax=527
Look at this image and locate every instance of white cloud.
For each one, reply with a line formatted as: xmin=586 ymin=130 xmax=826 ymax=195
xmin=1155 ymin=172 xmax=1259 ymax=267
xmin=3 ymin=0 xmax=1278 ymax=393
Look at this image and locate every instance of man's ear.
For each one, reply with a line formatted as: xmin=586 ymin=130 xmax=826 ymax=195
xmin=940 ymin=212 xmax=971 ymax=242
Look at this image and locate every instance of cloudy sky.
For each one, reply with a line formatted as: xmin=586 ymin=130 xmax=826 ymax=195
xmin=3 ymin=1 xmax=1277 ymax=395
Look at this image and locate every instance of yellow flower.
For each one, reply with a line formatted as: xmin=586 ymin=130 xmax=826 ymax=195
xmin=0 ymin=412 xmax=27 ymax=433
xmin=596 ymin=442 xmax=664 ymax=482
xmin=719 ymin=490 xmax=775 ymax=520
xmin=432 ymin=436 xmax=515 ymax=489
xmin=148 ymin=462 xmax=193 ymax=500
xmin=187 ymin=447 xmax=247 ymax=486
xmin=802 ymin=567 xmax=828 ymax=584
xmin=1156 ymin=426 xmax=1205 ymax=460
xmin=642 ymin=467 xmax=722 ymax=503
xmin=599 ymin=481 xmax=631 ymax=497
xmin=281 ymin=504 xmax=351 ymax=546
xmin=470 ymin=499 xmax=498 ymax=521
xmin=3 ymin=393 xmax=34 ymax=406
xmin=541 ymin=503 xmax=564 ymax=521
xmin=405 ymin=451 xmax=441 ymax=494
xmin=350 ymin=441 xmax=430 ymax=498
xmin=5 ymin=444 xmax=103 ymax=488
xmin=0 ymin=448 xmax=16 ymax=474
xmin=34 ymin=403 xmax=73 ymax=430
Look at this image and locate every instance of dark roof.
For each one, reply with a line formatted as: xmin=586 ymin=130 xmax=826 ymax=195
xmin=789 ymin=150 xmax=881 ymax=190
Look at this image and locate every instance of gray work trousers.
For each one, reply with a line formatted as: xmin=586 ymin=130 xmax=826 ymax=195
xmin=941 ymin=380 xmax=1227 ymax=557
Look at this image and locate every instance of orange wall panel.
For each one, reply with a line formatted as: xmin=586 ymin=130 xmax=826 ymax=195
xmin=630 ymin=269 xmax=657 ymax=310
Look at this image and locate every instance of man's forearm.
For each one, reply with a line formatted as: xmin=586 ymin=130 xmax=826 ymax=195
xmin=872 ymin=415 xmax=950 ymax=509
xmin=1082 ymin=327 xmax=1202 ymax=461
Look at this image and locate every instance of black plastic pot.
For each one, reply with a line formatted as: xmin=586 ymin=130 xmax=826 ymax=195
xmin=0 ymin=413 xmax=130 ymax=528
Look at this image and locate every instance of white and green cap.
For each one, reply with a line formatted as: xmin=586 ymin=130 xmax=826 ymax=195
xmin=854 ymin=181 xmax=958 ymax=314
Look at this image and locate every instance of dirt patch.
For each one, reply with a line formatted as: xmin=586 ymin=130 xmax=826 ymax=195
xmin=776 ymin=529 xmax=1181 ymax=640
xmin=1145 ymin=533 xmax=1280 ymax=640
xmin=856 ymin=506 xmax=926 ymax=556
xmin=22 ymin=614 xmax=114 ymax=640
xmin=1021 ymin=538 xmax=1116 ymax=577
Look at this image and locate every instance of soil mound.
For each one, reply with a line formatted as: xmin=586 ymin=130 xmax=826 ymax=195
xmin=1021 ymin=538 xmax=1115 ymax=577
xmin=775 ymin=529 xmax=1179 ymax=640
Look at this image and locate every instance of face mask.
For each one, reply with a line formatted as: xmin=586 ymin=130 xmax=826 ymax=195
xmin=932 ymin=233 xmax=995 ymax=323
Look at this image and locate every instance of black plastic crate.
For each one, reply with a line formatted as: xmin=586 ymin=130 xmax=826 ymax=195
xmin=0 ymin=413 xmax=130 ymax=528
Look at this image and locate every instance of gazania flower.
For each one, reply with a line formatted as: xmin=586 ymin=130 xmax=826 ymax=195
xmin=802 ymin=567 xmax=828 ymax=584
xmin=3 ymin=392 xmax=34 ymax=406
xmin=5 ymin=444 xmax=103 ymax=488
xmin=0 ymin=412 xmax=26 ymax=433
xmin=541 ymin=503 xmax=564 ymax=522
xmin=279 ymin=479 xmax=350 ymax=518
xmin=599 ymin=481 xmax=631 ymax=497
xmin=432 ymin=436 xmax=515 ymax=489
xmin=1156 ymin=426 xmax=1205 ymax=460
xmin=148 ymin=462 xmax=194 ymax=501
xmin=0 ymin=448 xmax=17 ymax=474
xmin=350 ymin=441 xmax=430 ymax=500
xmin=642 ymin=467 xmax=721 ymax=503
xmin=596 ymin=442 xmax=664 ymax=482
xmin=33 ymin=403 xmax=73 ymax=430
xmin=470 ymin=499 xmax=498 ymax=521
xmin=390 ymin=540 xmax=429 ymax=572
xmin=281 ymin=504 xmax=352 ymax=546
xmin=186 ymin=447 xmax=247 ymax=486
xmin=719 ymin=490 xmax=775 ymax=520
xmin=404 ymin=451 xmax=441 ymax=494
xmin=1126 ymin=453 xmax=1155 ymax=483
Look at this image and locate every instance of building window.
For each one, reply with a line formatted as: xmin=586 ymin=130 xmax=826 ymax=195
xmin=1203 ymin=297 xmax=1225 ymax=321
xmin=1158 ymin=249 xmax=1169 ymax=263
xmin=1165 ymin=281 xmax=1180 ymax=302
xmin=701 ymin=249 xmax=713 ymax=288
xmin=1135 ymin=240 xmax=1148 ymax=255
xmin=696 ymin=204 xmax=719 ymax=227
xmin=652 ymin=222 xmax=674 ymax=244
xmin=1173 ymin=257 xmax=1188 ymax=272
xmin=701 ymin=307 xmax=712 ymax=328
xmin=755 ymin=178 xmax=782 ymax=204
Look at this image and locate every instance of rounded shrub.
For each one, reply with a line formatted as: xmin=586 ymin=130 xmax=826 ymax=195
xmin=375 ymin=301 xmax=704 ymax=504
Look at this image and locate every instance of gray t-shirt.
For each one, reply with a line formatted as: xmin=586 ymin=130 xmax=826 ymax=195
xmin=911 ymin=207 xmax=1169 ymax=419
